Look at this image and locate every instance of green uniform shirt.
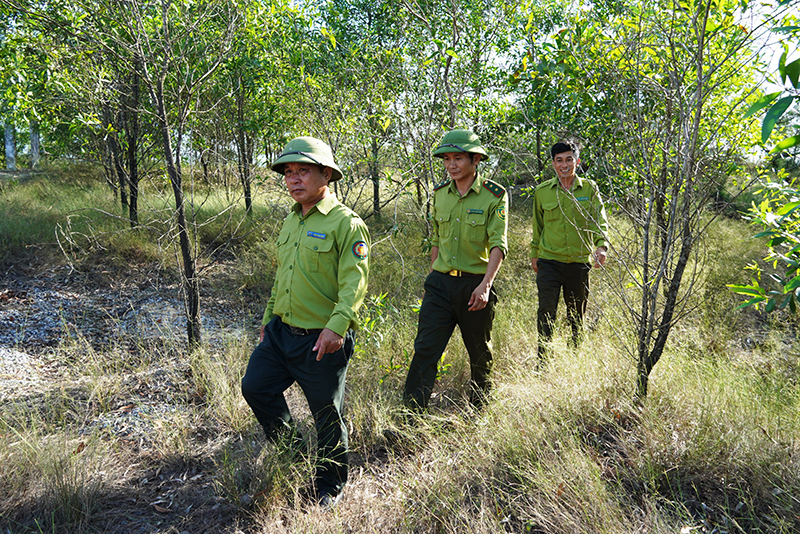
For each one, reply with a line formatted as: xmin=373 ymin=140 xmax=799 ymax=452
xmin=531 ymin=176 xmax=609 ymax=263
xmin=431 ymin=175 xmax=508 ymax=274
xmin=262 ymin=194 xmax=370 ymax=337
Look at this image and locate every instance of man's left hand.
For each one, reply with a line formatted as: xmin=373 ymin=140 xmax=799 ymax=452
xmin=313 ymin=328 xmax=344 ymax=361
xmin=467 ymin=282 xmax=491 ymax=311
xmin=593 ymin=247 xmax=607 ymax=268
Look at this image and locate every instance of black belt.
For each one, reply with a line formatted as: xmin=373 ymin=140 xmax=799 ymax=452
xmin=288 ymin=325 xmax=320 ymax=336
xmin=443 ymin=269 xmax=483 ymax=277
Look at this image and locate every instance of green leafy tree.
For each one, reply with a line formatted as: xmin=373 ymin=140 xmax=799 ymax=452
xmin=533 ymin=0 xmax=786 ymax=398
xmin=729 ymin=14 xmax=800 ymax=313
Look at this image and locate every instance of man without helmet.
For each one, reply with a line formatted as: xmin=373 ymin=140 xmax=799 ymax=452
xmin=241 ymin=136 xmax=370 ymax=508
xmin=531 ymin=140 xmax=608 ymax=363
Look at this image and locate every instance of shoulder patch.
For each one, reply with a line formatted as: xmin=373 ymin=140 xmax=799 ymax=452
xmin=482 ymin=179 xmax=506 ymax=198
xmin=352 ymin=241 xmax=368 ymax=260
xmin=433 ymin=180 xmax=451 ymax=191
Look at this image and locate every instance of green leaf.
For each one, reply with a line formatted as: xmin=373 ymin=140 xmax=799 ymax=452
xmin=743 ymin=92 xmax=780 ymax=118
xmin=770 ymin=135 xmax=800 ymax=154
xmin=754 ymin=230 xmax=779 ymax=238
xmin=727 ymin=284 xmax=763 ymax=297
xmin=776 ymin=201 xmax=800 ymax=216
xmin=791 ymin=295 xmax=797 ymax=313
xmin=444 ymin=49 xmax=459 ymax=59
xmin=786 ymin=58 xmax=800 ymax=89
xmin=766 ymin=298 xmax=777 ymax=312
xmin=784 ymin=274 xmax=800 ymax=292
xmin=735 ymin=296 xmax=766 ymax=310
xmin=762 ymin=96 xmax=795 ymax=143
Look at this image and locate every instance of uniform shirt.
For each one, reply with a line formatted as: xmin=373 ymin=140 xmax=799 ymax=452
xmin=262 ymin=194 xmax=370 ymax=337
xmin=430 ymin=175 xmax=508 ymax=274
xmin=531 ymin=176 xmax=609 ymax=264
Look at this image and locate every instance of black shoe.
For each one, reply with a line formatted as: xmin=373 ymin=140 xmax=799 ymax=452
xmin=318 ymin=491 xmax=342 ymax=510
xmin=382 ymin=427 xmax=406 ymax=445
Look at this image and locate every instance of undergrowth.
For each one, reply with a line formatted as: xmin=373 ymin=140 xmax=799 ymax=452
xmin=0 ymin=169 xmax=798 ymax=533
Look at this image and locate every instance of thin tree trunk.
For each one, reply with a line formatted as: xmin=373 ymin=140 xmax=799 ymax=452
xmin=103 ymin=104 xmax=128 ymax=209
xmin=155 ymin=77 xmax=201 ymax=348
xmin=127 ymin=68 xmax=140 ymax=228
xmin=371 ymin=135 xmax=380 ymax=219
xmin=5 ymin=123 xmax=16 ymax=170
xmin=235 ymin=82 xmax=253 ymax=213
xmin=29 ymin=119 xmax=40 ymax=168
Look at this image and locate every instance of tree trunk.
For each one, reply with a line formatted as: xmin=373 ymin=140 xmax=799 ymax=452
xmin=102 ymin=104 xmax=128 ymax=209
xmin=535 ymin=122 xmax=543 ymax=175
xmin=637 ymin=214 xmax=693 ymax=398
xmin=371 ymin=135 xmax=380 ymax=219
xmin=155 ymin=76 xmax=201 ymax=348
xmin=126 ymin=68 xmax=140 ymax=228
xmin=29 ymin=119 xmax=40 ymax=168
xmin=5 ymin=123 xmax=16 ymax=170
xmin=235 ymin=81 xmax=253 ymax=213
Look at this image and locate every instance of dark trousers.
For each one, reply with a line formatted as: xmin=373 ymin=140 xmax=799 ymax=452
xmin=241 ymin=317 xmax=353 ymax=496
xmin=403 ymin=270 xmax=497 ymax=410
xmin=536 ymin=259 xmax=591 ymax=356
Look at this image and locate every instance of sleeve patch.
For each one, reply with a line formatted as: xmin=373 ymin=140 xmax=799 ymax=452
xmin=352 ymin=241 xmax=368 ymax=260
xmin=496 ymin=206 xmax=506 ymax=221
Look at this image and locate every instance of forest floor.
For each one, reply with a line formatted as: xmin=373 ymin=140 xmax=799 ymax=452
xmin=0 ymin=247 xmax=267 ymax=533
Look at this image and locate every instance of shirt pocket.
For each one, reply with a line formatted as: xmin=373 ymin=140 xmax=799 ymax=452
xmin=300 ymin=236 xmax=334 ymax=273
xmin=543 ymin=200 xmax=562 ymax=224
xmin=276 ymin=230 xmax=291 ymax=247
xmin=466 ymin=212 xmax=486 ymax=242
xmin=435 ymin=212 xmax=452 ymax=240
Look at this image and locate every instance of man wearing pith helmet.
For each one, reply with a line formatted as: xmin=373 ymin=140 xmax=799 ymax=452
xmin=241 ymin=136 xmax=370 ymax=509
xmin=402 ymin=129 xmax=508 ymax=410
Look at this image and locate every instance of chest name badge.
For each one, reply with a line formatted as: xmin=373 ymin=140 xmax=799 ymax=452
xmin=467 ymin=209 xmax=484 ymax=214
xmin=576 ymin=197 xmax=589 ymax=201
xmin=307 ymin=231 xmax=326 ymax=239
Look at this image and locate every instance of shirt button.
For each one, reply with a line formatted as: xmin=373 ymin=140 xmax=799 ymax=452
xmin=313 ymin=246 xmax=318 ymax=250
xmin=456 ymin=218 xmax=460 ymax=221
xmin=300 ymin=221 xmax=305 ymax=225
xmin=285 ymin=289 xmax=289 ymax=293
xmin=289 ymin=265 xmax=293 ymax=270
xmin=294 ymin=242 xmax=298 ymax=246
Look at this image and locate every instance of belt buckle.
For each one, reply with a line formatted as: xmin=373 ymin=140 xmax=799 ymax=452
xmin=448 ymin=269 xmax=460 ymax=277
xmin=289 ymin=325 xmax=310 ymax=336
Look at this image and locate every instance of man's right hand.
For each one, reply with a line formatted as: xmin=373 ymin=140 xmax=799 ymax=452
xmin=531 ymin=258 xmax=539 ymax=273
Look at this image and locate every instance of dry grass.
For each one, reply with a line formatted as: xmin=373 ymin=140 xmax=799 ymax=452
xmin=1 ymin=171 xmax=798 ymax=533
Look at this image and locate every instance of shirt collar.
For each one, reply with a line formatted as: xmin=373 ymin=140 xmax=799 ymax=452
xmin=447 ymin=174 xmax=483 ymax=196
xmin=292 ymin=192 xmax=337 ymax=217
xmin=549 ymin=175 xmax=585 ymax=192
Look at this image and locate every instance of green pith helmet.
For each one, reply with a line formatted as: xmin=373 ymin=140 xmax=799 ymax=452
xmin=432 ymin=129 xmax=489 ymax=160
xmin=271 ymin=137 xmax=343 ymax=182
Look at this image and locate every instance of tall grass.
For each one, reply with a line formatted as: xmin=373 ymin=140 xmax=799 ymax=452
xmin=1 ymin=170 xmax=798 ymax=533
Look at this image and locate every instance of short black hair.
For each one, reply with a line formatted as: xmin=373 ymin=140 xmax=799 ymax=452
xmin=551 ymin=141 xmax=580 ymax=160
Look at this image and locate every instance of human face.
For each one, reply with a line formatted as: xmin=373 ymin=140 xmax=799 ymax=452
xmin=552 ymin=150 xmax=579 ymax=183
xmin=441 ymin=152 xmax=479 ymax=183
xmin=283 ymin=161 xmax=331 ymax=214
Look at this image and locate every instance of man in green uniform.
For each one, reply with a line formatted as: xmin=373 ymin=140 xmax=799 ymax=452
xmin=531 ymin=140 xmax=608 ymax=361
xmin=241 ymin=136 xmax=369 ymax=508
xmin=402 ymin=129 xmax=508 ymax=410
